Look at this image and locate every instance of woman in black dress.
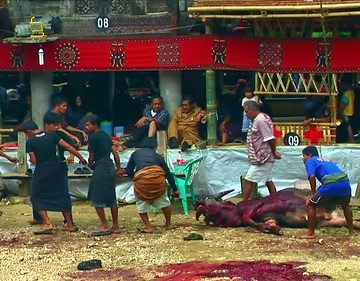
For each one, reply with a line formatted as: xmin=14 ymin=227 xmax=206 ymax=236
xmin=20 ymin=120 xmax=87 ymax=234
xmin=85 ymin=114 xmax=122 ymax=236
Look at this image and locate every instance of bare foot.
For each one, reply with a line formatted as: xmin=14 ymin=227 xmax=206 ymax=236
xmin=137 ymin=227 xmax=153 ymax=234
xmin=64 ymin=224 xmax=79 ymax=232
xmin=164 ymin=225 xmax=176 ymax=231
xmin=217 ymin=142 xmax=225 ymax=146
xmin=323 ymin=212 xmax=332 ymax=220
xmin=299 ymin=233 xmax=315 ymax=239
xmin=111 ymin=226 xmax=121 ymax=234
xmin=349 ymin=231 xmax=357 ymax=237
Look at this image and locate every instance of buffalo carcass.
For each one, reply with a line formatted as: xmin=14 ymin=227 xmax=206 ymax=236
xmin=196 ymin=188 xmax=360 ymax=235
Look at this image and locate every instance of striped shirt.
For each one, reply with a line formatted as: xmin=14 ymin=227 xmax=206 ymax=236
xmin=247 ymin=112 xmax=275 ymax=165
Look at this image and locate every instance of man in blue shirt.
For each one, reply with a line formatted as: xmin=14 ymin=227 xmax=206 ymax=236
xmin=123 ymin=96 xmax=169 ymax=148
xmin=301 ymin=146 xmax=355 ymax=239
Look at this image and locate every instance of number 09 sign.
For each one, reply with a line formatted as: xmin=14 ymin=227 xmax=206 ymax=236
xmin=283 ymin=132 xmax=301 ymax=146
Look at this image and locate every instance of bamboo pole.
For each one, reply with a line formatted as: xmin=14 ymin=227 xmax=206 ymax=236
xmin=190 ymin=11 xmax=360 ymax=19
xmin=0 ymin=129 xmax=14 ymax=133
xmin=188 ymin=3 xmax=360 ymax=12
xmin=204 ymin=20 xmax=217 ymax=146
xmin=319 ymin=0 xmax=337 ymax=124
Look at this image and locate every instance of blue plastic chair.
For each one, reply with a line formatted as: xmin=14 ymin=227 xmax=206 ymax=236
xmin=170 ymin=156 xmax=204 ymax=214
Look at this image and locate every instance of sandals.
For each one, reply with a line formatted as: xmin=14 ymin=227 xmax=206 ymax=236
xmin=28 ymin=220 xmax=43 ymax=226
xmin=74 ymin=166 xmax=93 ymax=175
xmin=91 ymin=229 xmax=113 ymax=236
xmin=34 ymin=228 xmax=54 ymax=235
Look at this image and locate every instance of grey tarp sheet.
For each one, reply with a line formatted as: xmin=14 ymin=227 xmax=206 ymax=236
xmin=1 ymin=145 xmax=360 ymax=202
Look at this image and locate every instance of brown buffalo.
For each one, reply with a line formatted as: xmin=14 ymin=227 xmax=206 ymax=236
xmin=196 ymin=188 xmax=360 ymax=235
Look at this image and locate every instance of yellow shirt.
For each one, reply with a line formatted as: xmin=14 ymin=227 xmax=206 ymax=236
xmin=341 ymin=89 xmax=354 ymax=117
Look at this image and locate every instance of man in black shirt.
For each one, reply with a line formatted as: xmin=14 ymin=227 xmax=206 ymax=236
xmin=125 ymin=137 xmax=179 ymax=233
xmin=85 ymin=114 xmax=122 ymax=236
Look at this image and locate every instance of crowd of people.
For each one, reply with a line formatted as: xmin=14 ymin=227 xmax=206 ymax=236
xmin=0 ymin=90 xmax=179 ymax=236
xmin=0 ymin=75 xmax=357 ymax=239
xmin=1 ymin=110 xmax=178 ymax=236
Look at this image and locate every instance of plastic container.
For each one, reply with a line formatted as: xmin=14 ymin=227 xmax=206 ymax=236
xmin=176 ymin=151 xmax=185 ymax=165
xmin=100 ymin=121 xmax=113 ymax=136
xmin=114 ymin=126 xmax=124 ymax=137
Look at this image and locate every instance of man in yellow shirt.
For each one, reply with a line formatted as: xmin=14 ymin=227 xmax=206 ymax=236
xmin=340 ymin=78 xmax=355 ymax=143
xmin=168 ymin=96 xmax=206 ymax=152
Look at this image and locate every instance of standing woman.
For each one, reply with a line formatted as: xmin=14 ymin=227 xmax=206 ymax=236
xmin=19 ymin=120 xmax=87 ymax=234
xmin=85 ymin=115 xmax=122 ymax=236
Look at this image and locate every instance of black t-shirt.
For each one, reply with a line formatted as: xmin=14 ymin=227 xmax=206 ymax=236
xmin=55 ymin=130 xmax=76 ymax=161
xmin=88 ymin=130 xmax=113 ymax=162
xmin=45 ymin=109 xmax=68 ymax=129
xmin=26 ymin=131 xmax=61 ymax=164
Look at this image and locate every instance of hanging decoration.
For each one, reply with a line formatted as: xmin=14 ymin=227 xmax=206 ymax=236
xmin=110 ymin=42 xmax=125 ymax=68
xmin=1 ymin=35 xmax=360 ymax=71
xmin=211 ymin=39 xmax=227 ymax=65
xmin=315 ymin=42 xmax=331 ymax=69
xmin=9 ymin=47 xmax=24 ymax=68
xmin=258 ymin=42 xmax=282 ymax=68
xmin=55 ymin=42 xmax=80 ymax=69
xmin=157 ymin=42 xmax=180 ymax=65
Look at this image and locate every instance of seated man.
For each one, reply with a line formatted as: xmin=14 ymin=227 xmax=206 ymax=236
xmin=302 ymin=96 xmax=330 ymax=126
xmin=123 ymin=96 xmax=169 ymax=148
xmin=168 ymin=95 xmax=206 ymax=152
xmin=216 ymin=95 xmax=241 ymax=146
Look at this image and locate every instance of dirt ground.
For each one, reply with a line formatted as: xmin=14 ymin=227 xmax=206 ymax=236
xmin=0 ymin=198 xmax=359 ymax=281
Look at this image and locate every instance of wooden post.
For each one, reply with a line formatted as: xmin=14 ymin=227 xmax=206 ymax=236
xmin=17 ymin=131 xmax=31 ymax=196
xmin=157 ymin=130 xmax=168 ymax=159
xmin=17 ymin=132 xmax=27 ymax=174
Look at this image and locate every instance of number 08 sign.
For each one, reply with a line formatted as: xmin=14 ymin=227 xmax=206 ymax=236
xmin=96 ymin=16 xmax=110 ymax=30
xmin=283 ymin=132 xmax=301 ymax=146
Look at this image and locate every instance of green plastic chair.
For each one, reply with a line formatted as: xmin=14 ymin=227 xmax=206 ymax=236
xmin=170 ymin=156 xmax=204 ymax=215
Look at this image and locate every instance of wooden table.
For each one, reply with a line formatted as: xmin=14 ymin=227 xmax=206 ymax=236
xmin=1 ymin=172 xmax=94 ymax=196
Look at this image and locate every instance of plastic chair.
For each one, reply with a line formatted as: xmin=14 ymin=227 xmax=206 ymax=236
xmin=171 ymin=156 xmax=204 ymax=214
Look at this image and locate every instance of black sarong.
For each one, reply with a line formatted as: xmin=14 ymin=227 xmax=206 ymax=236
xmin=31 ymin=160 xmax=71 ymax=212
xmin=87 ymin=158 xmax=116 ymax=206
